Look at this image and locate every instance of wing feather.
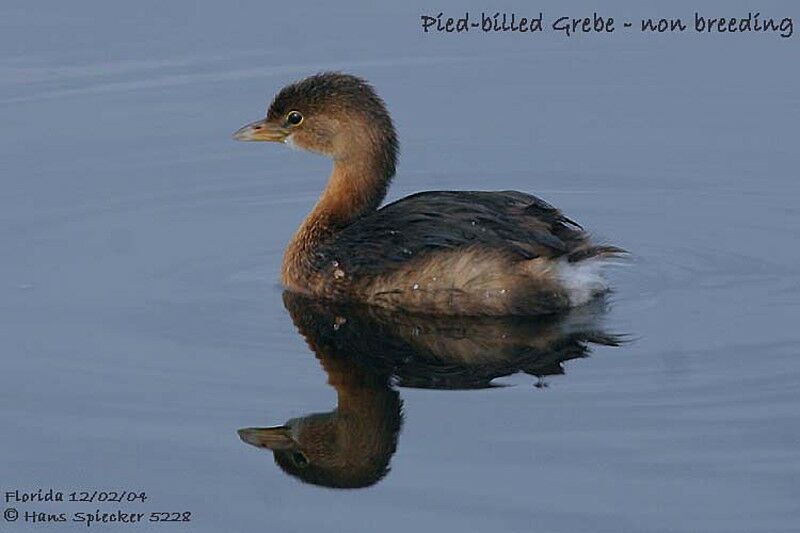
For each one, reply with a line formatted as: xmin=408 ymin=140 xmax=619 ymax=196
xmin=316 ymin=190 xmax=589 ymax=278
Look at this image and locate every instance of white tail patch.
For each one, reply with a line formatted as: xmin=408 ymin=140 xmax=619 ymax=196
xmin=553 ymin=258 xmax=611 ymax=306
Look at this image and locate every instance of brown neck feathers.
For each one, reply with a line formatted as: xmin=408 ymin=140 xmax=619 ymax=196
xmin=281 ymin=146 xmax=394 ymax=288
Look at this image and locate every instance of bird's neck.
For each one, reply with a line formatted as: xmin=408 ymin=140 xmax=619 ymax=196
xmin=282 ymin=153 xmax=392 ymax=289
xmin=323 ymin=355 xmax=393 ymax=412
xmin=310 ymin=156 xmax=389 ymax=230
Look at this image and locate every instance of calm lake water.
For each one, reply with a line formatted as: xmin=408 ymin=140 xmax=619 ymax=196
xmin=1 ymin=1 xmax=798 ymax=532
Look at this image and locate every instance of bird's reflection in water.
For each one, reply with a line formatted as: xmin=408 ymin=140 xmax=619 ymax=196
xmin=238 ymin=292 xmax=622 ymax=489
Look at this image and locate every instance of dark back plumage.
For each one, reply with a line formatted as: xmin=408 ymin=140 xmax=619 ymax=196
xmin=313 ymin=190 xmax=585 ymax=278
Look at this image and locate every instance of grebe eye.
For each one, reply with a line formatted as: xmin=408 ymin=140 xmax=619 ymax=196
xmin=291 ymin=451 xmax=309 ymax=467
xmin=286 ymin=111 xmax=303 ymax=126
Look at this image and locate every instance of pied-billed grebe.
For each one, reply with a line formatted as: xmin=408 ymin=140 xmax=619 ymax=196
xmin=234 ymin=72 xmax=624 ymax=315
xmin=237 ymin=291 xmax=621 ymax=489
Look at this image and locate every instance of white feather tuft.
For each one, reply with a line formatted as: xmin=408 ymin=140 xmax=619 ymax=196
xmin=554 ymin=258 xmax=610 ymax=306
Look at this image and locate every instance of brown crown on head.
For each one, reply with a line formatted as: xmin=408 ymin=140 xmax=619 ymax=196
xmin=268 ymin=72 xmax=399 ymax=176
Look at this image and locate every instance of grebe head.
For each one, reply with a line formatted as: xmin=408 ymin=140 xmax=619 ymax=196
xmin=233 ymin=72 xmax=398 ymax=175
xmin=238 ymin=402 xmax=400 ymax=489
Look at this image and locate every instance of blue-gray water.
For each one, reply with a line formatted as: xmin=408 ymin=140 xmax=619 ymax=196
xmin=1 ymin=1 xmax=798 ymax=532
